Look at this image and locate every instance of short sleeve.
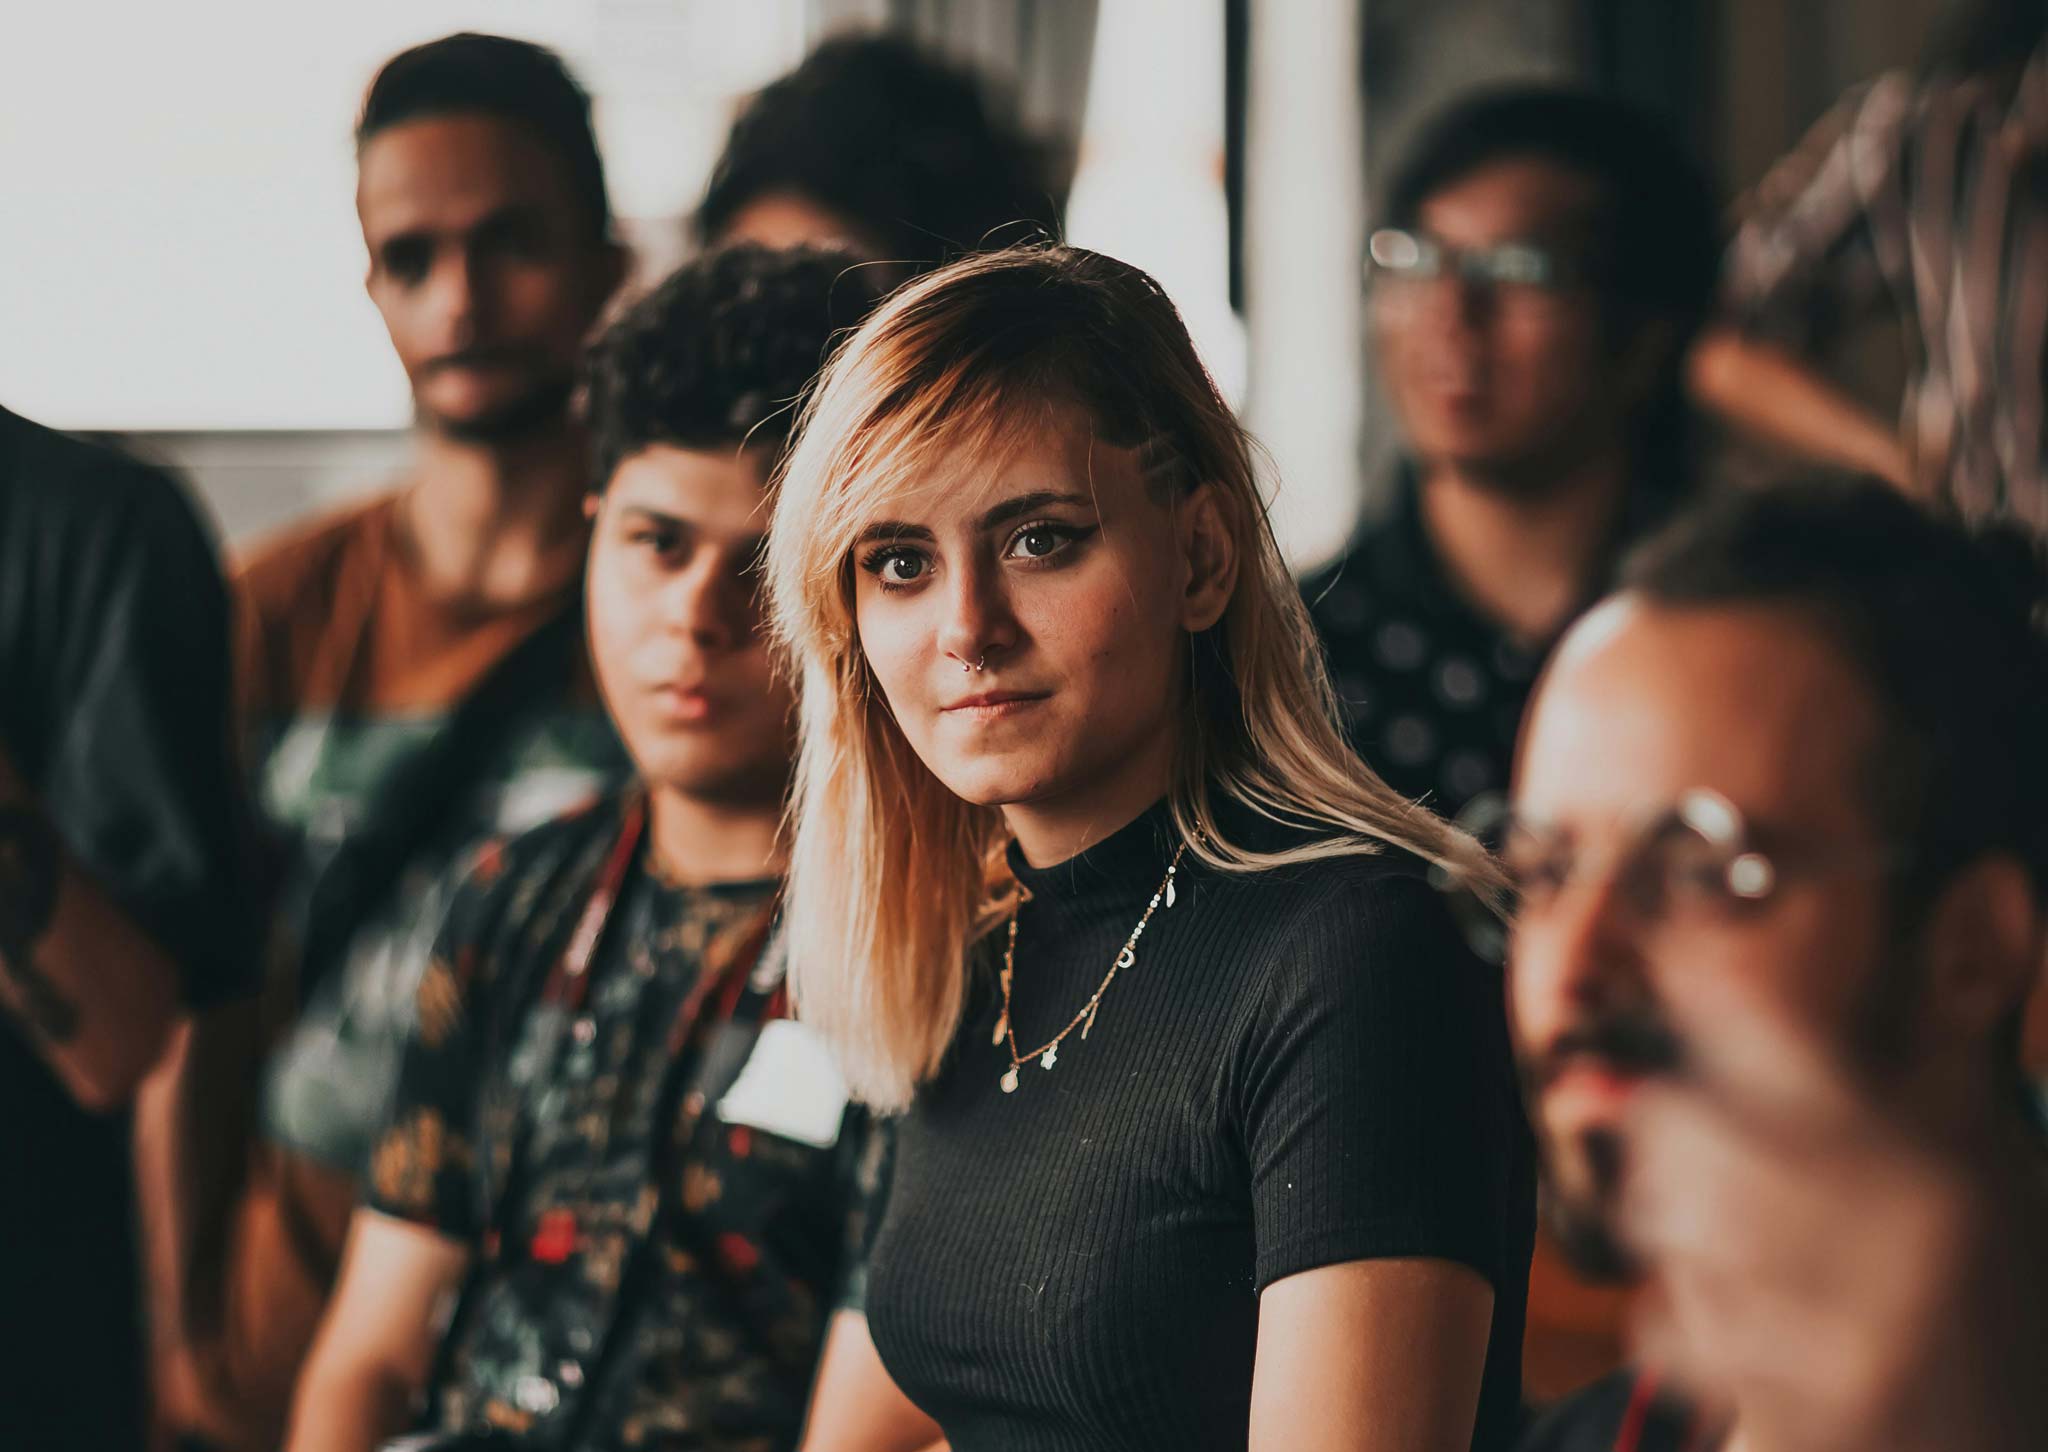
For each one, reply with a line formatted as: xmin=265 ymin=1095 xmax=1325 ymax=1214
xmin=1237 ymin=868 xmax=1528 ymax=1294
xmin=362 ymin=853 xmax=503 ymax=1242
xmin=830 ymin=1111 xmax=895 ymax=1315
xmin=38 ymin=461 xmax=255 ymax=1007
xmin=1724 ymin=74 xmax=1916 ymax=348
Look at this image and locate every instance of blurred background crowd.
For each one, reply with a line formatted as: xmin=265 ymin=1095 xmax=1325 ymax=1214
xmin=3 ymin=2 xmax=2046 ymax=1450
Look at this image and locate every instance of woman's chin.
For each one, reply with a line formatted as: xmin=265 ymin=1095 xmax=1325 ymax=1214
xmin=926 ymin=758 xmax=1064 ymax=812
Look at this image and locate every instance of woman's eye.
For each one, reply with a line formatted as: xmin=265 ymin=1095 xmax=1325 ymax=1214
xmin=1006 ymin=523 xmax=1082 ymax=561
xmin=860 ymin=547 xmax=929 ymax=587
xmin=631 ymin=528 xmax=682 ymax=557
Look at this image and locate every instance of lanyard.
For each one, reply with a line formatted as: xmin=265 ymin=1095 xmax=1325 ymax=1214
xmin=1616 ymin=1371 xmax=1713 ymax=1452
xmin=432 ymin=795 xmax=782 ymax=1430
xmin=479 ymin=792 xmax=779 ymax=1259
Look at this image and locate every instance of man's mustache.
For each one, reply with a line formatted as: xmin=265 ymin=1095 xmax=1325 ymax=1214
xmin=1526 ymin=1013 xmax=1686 ymax=1092
xmin=421 ymin=345 xmax=544 ymax=377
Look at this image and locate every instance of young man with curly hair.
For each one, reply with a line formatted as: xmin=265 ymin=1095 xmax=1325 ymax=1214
xmin=285 ymin=245 xmax=890 ymax=1452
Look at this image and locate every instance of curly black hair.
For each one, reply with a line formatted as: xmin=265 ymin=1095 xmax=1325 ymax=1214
xmin=358 ymin=33 xmax=611 ymax=242
xmin=584 ymin=246 xmax=885 ymax=488
xmin=692 ymin=34 xmax=1067 ymax=270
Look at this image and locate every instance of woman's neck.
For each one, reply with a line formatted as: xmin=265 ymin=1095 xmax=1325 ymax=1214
xmin=1001 ymin=731 xmax=1176 ymax=869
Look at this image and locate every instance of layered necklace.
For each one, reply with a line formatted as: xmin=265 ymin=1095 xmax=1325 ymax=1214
xmin=993 ymin=840 xmax=1189 ymax=1094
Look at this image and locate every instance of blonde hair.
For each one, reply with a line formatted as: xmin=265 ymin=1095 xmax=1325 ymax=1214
xmin=768 ymin=245 xmax=1491 ymax=1110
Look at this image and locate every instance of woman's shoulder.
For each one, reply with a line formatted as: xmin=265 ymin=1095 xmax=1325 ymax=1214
xmin=1202 ymin=831 xmax=1492 ymax=1019
xmin=1206 ymin=823 xmax=1446 ymax=927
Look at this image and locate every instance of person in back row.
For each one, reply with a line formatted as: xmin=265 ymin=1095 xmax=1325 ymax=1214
xmin=1694 ymin=0 xmax=2048 ymax=533
xmin=1503 ymin=480 xmax=2048 ymax=1452
xmin=1302 ymin=87 xmax=1723 ymax=1402
xmin=694 ymin=32 xmax=1069 ymax=275
xmin=288 ymin=245 xmax=887 ymax=1452
xmin=142 ymin=34 xmax=634 ymax=1451
xmin=0 ymin=405 xmax=254 ymax=1452
xmin=1304 ymin=86 xmax=1720 ymax=825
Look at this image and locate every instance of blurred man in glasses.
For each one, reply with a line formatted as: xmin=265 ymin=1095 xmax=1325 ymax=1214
xmin=1305 ymin=86 xmax=1720 ymax=825
xmin=1304 ymin=85 xmax=1725 ymax=1402
xmin=1501 ymin=479 xmax=2048 ymax=1452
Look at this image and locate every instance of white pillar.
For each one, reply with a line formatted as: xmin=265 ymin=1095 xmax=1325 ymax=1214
xmin=1242 ymin=0 xmax=1367 ymax=571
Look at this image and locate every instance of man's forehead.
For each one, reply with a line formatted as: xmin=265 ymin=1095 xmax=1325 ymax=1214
xmin=356 ymin=113 xmax=573 ymax=234
xmin=610 ymin=444 xmax=772 ymax=533
xmin=1418 ymin=155 xmax=1604 ymax=242
xmin=1514 ymin=596 xmax=1882 ymax=830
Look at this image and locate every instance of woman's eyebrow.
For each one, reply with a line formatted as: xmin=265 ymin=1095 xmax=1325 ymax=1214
xmin=975 ymin=490 xmax=1094 ymax=530
xmin=852 ymin=520 xmax=935 ymax=547
xmin=851 ymin=492 xmax=1094 ymax=548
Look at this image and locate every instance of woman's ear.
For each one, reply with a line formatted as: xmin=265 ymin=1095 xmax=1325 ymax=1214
xmin=1178 ymin=482 xmax=1238 ymax=633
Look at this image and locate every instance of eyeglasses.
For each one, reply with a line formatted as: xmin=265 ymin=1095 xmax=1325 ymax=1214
xmin=1432 ymin=788 xmax=1911 ymax=963
xmin=1365 ymin=227 xmax=1589 ymax=299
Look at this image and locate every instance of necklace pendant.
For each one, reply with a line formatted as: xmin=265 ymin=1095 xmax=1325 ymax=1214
xmin=1166 ymin=875 xmax=1177 ymax=909
xmin=1000 ymin=1065 xmax=1020 ymax=1094
xmin=1115 ymin=945 xmax=1136 ymax=970
xmin=991 ymin=1010 xmax=1008 ymax=1046
xmin=1041 ymin=1045 xmax=1058 ymax=1070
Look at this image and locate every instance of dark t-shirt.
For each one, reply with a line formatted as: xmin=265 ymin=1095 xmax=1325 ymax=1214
xmin=0 ymin=405 xmax=253 ymax=1450
xmin=865 ymin=799 xmax=1536 ymax=1452
xmin=369 ymin=796 xmax=882 ymax=1449
xmin=1301 ymin=465 xmax=1679 ymax=824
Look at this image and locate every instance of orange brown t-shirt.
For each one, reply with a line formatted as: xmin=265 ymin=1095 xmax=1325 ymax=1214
xmin=173 ymin=489 xmax=630 ymax=1447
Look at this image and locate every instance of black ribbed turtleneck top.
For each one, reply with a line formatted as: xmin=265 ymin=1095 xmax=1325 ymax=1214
xmin=863 ymin=799 xmax=1535 ymax=1452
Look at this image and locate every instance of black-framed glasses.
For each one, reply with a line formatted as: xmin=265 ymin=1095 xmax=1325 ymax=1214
xmin=1432 ymin=788 xmax=1912 ymax=964
xmin=1365 ymin=227 xmax=1589 ymax=298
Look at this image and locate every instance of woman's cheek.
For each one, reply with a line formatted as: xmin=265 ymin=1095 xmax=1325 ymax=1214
xmin=855 ymin=608 xmax=925 ymax=715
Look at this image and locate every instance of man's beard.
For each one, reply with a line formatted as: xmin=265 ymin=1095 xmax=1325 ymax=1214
xmin=1525 ymin=1008 xmax=1686 ymax=1284
xmin=1525 ymin=943 xmax=1927 ymax=1284
xmin=423 ymin=373 xmax=576 ymax=446
xmin=1543 ymin=1131 xmax=1641 ymax=1282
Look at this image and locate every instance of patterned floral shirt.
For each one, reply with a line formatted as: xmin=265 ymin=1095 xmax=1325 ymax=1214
xmin=367 ymin=793 xmax=886 ymax=1451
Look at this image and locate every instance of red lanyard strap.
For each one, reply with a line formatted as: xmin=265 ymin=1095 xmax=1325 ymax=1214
xmin=542 ymin=792 xmax=649 ymax=1013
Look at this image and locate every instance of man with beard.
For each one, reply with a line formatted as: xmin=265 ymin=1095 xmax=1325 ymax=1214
xmin=141 ymin=34 xmax=633 ymax=1451
xmin=1303 ymin=87 xmax=1720 ymax=823
xmin=1501 ymin=479 xmax=2048 ymax=1452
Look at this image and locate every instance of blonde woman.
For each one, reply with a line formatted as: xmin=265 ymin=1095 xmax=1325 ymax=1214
xmin=772 ymin=246 xmax=1534 ymax=1452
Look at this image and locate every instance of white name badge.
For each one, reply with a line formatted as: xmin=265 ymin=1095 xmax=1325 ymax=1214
xmin=716 ymin=1019 xmax=851 ymax=1149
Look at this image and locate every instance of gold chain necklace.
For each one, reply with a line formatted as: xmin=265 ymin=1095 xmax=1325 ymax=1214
xmin=993 ymin=841 xmax=1188 ymax=1094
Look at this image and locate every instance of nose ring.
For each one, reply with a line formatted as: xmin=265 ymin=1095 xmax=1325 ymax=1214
xmin=960 ymin=655 xmax=986 ymax=673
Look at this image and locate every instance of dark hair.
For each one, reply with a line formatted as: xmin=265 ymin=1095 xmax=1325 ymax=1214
xmin=1384 ymin=87 xmax=1721 ymax=489
xmin=357 ymin=32 xmax=612 ymax=242
xmin=1386 ymin=87 xmax=1721 ymax=335
xmin=1923 ymin=0 xmax=2047 ymax=76
xmin=584 ymin=246 xmax=884 ymax=487
xmin=693 ymin=34 xmax=1066 ymax=270
xmin=1621 ymin=478 xmax=2048 ymax=902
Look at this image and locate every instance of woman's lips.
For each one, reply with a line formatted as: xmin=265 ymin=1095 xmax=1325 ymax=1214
xmin=942 ymin=689 xmax=1050 ymax=721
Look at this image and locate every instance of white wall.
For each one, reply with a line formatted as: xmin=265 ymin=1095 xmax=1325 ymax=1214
xmin=10 ymin=1 xmax=1241 ymax=550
